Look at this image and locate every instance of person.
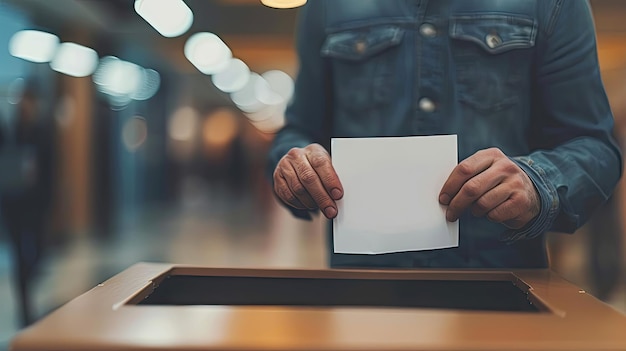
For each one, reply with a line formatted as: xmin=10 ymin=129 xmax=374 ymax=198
xmin=268 ymin=0 xmax=623 ymax=269
xmin=0 ymin=82 xmax=53 ymax=325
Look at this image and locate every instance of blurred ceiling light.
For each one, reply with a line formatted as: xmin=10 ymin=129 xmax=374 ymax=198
xmin=94 ymin=56 xmax=143 ymax=96
xmin=230 ymin=73 xmax=266 ymax=113
xmin=108 ymin=95 xmax=133 ymax=110
xmin=122 ymin=116 xmax=148 ymax=151
xmin=184 ymin=32 xmax=231 ymax=75
xmin=134 ymin=0 xmax=193 ymax=38
xmin=211 ymin=58 xmax=250 ymax=93
xmin=244 ymin=101 xmax=284 ymax=122
xmin=260 ymin=0 xmax=307 ymax=9
xmin=93 ymin=57 xmax=161 ymax=106
xmin=9 ymin=30 xmax=59 ymax=63
xmin=254 ymin=76 xmax=283 ymax=106
xmin=50 ymin=42 xmax=98 ymax=77
xmin=133 ymin=69 xmax=161 ymax=101
xmin=249 ymin=109 xmax=286 ymax=133
xmin=168 ymin=106 xmax=199 ymax=141
xmin=262 ymin=70 xmax=294 ymax=101
xmin=202 ymin=108 xmax=239 ymax=148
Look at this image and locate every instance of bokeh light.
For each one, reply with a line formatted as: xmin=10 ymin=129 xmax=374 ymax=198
xmin=122 ymin=116 xmax=148 ymax=152
xmin=230 ymin=73 xmax=266 ymax=113
xmin=9 ymin=30 xmax=59 ymax=63
xmin=202 ymin=108 xmax=239 ymax=149
xmin=168 ymin=106 xmax=199 ymax=141
xmin=184 ymin=32 xmax=232 ymax=75
xmin=211 ymin=58 xmax=250 ymax=93
xmin=260 ymin=0 xmax=307 ymax=9
xmin=50 ymin=42 xmax=99 ymax=77
xmin=134 ymin=0 xmax=194 ymax=38
xmin=262 ymin=70 xmax=294 ymax=102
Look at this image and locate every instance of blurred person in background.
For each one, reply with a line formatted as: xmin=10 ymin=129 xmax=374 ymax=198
xmin=0 ymin=80 xmax=54 ymax=326
xmin=269 ymin=1 xmax=623 ymax=268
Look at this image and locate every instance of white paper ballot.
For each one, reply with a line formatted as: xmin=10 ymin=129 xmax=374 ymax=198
xmin=332 ymin=135 xmax=459 ymax=254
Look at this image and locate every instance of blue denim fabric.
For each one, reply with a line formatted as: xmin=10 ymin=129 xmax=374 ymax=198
xmin=268 ymin=0 xmax=623 ymax=268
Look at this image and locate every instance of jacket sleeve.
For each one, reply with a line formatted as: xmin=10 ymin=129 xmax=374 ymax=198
xmin=509 ymin=0 xmax=623 ymax=240
xmin=266 ymin=1 xmax=331 ymax=220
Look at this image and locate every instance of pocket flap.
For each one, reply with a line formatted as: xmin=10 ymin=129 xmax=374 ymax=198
xmin=450 ymin=14 xmax=537 ymax=54
xmin=322 ymin=25 xmax=405 ymax=61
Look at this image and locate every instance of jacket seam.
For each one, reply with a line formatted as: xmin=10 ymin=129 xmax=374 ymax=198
xmin=545 ymin=0 xmax=564 ymax=37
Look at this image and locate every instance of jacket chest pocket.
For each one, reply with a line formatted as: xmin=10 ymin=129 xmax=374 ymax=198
xmin=450 ymin=14 xmax=537 ymax=113
xmin=321 ymin=25 xmax=405 ymax=113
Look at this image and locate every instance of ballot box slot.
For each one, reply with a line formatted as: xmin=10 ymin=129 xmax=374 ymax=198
xmin=135 ymin=275 xmax=542 ymax=312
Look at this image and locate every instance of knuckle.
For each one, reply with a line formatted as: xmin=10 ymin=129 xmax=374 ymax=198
xmin=307 ymin=143 xmax=325 ymax=152
xmin=486 ymin=147 xmax=503 ymax=158
xmin=474 ymin=197 xmax=491 ymax=213
xmin=501 ymin=160 xmax=519 ymax=174
xmin=286 ymin=147 xmax=303 ymax=159
xmin=308 ymin=153 xmax=328 ymax=169
xmin=298 ymin=168 xmax=319 ymax=185
xmin=511 ymin=177 xmax=524 ymax=189
xmin=463 ymin=180 xmax=482 ymax=198
xmin=457 ymin=162 xmax=475 ymax=177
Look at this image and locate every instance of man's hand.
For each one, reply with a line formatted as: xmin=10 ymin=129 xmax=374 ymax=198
xmin=439 ymin=148 xmax=540 ymax=229
xmin=273 ymin=144 xmax=343 ymax=219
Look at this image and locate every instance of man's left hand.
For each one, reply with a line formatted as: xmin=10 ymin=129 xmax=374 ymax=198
xmin=438 ymin=148 xmax=540 ymax=229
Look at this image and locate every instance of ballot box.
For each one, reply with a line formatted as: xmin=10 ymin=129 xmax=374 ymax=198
xmin=10 ymin=262 xmax=626 ymax=351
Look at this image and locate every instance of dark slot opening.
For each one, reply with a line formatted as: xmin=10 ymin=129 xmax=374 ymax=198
xmin=137 ymin=275 xmax=540 ymax=312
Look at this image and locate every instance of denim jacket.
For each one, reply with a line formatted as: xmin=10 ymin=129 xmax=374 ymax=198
xmin=268 ymin=0 xmax=623 ymax=268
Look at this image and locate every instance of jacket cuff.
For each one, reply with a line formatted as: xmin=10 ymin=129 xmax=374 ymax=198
xmin=503 ymin=157 xmax=560 ymax=241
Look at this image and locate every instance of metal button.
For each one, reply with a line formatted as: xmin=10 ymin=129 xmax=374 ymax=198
xmin=485 ymin=33 xmax=502 ymax=49
xmin=419 ymin=23 xmax=437 ymax=38
xmin=355 ymin=40 xmax=367 ymax=54
xmin=419 ymin=98 xmax=436 ymax=112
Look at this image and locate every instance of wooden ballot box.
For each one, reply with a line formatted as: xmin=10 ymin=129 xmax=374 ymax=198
xmin=10 ymin=263 xmax=626 ymax=351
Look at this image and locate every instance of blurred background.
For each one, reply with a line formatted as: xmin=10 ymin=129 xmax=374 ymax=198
xmin=0 ymin=0 xmax=625 ymax=348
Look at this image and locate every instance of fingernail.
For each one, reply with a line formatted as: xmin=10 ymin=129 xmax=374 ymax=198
xmin=439 ymin=193 xmax=451 ymax=205
xmin=324 ymin=207 xmax=337 ymax=218
xmin=331 ymin=188 xmax=343 ymax=200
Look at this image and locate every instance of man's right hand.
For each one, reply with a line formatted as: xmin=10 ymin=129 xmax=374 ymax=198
xmin=273 ymin=144 xmax=343 ymax=219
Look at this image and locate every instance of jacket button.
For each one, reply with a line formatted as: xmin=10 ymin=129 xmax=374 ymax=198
xmin=355 ymin=40 xmax=367 ymax=54
xmin=419 ymin=98 xmax=436 ymax=112
xmin=419 ymin=23 xmax=437 ymax=38
xmin=485 ymin=33 xmax=502 ymax=48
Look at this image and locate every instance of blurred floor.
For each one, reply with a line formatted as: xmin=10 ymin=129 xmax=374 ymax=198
xmin=0 ymin=189 xmax=625 ymax=350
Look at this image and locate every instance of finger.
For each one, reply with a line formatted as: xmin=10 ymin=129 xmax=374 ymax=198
xmin=439 ymin=149 xmax=499 ymax=205
xmin=500 ymin=189 xmax=540 ymax=229
xmin=470 ymin=184 xmax=510 ymax=217
xmin=446 ymin=167 xmax=504 ymax=222
xmin=486 ymin=198 xmax=522 ymax=228
xmin=306 ymin=145 xmax=343 ymax=200
xmin=291 ymin=154 xmax=339 ymax=219
xmin=282 ymin=162 xmax=317 ymax=209
xmin=274 ymin=173 xmax=308 ymax=209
